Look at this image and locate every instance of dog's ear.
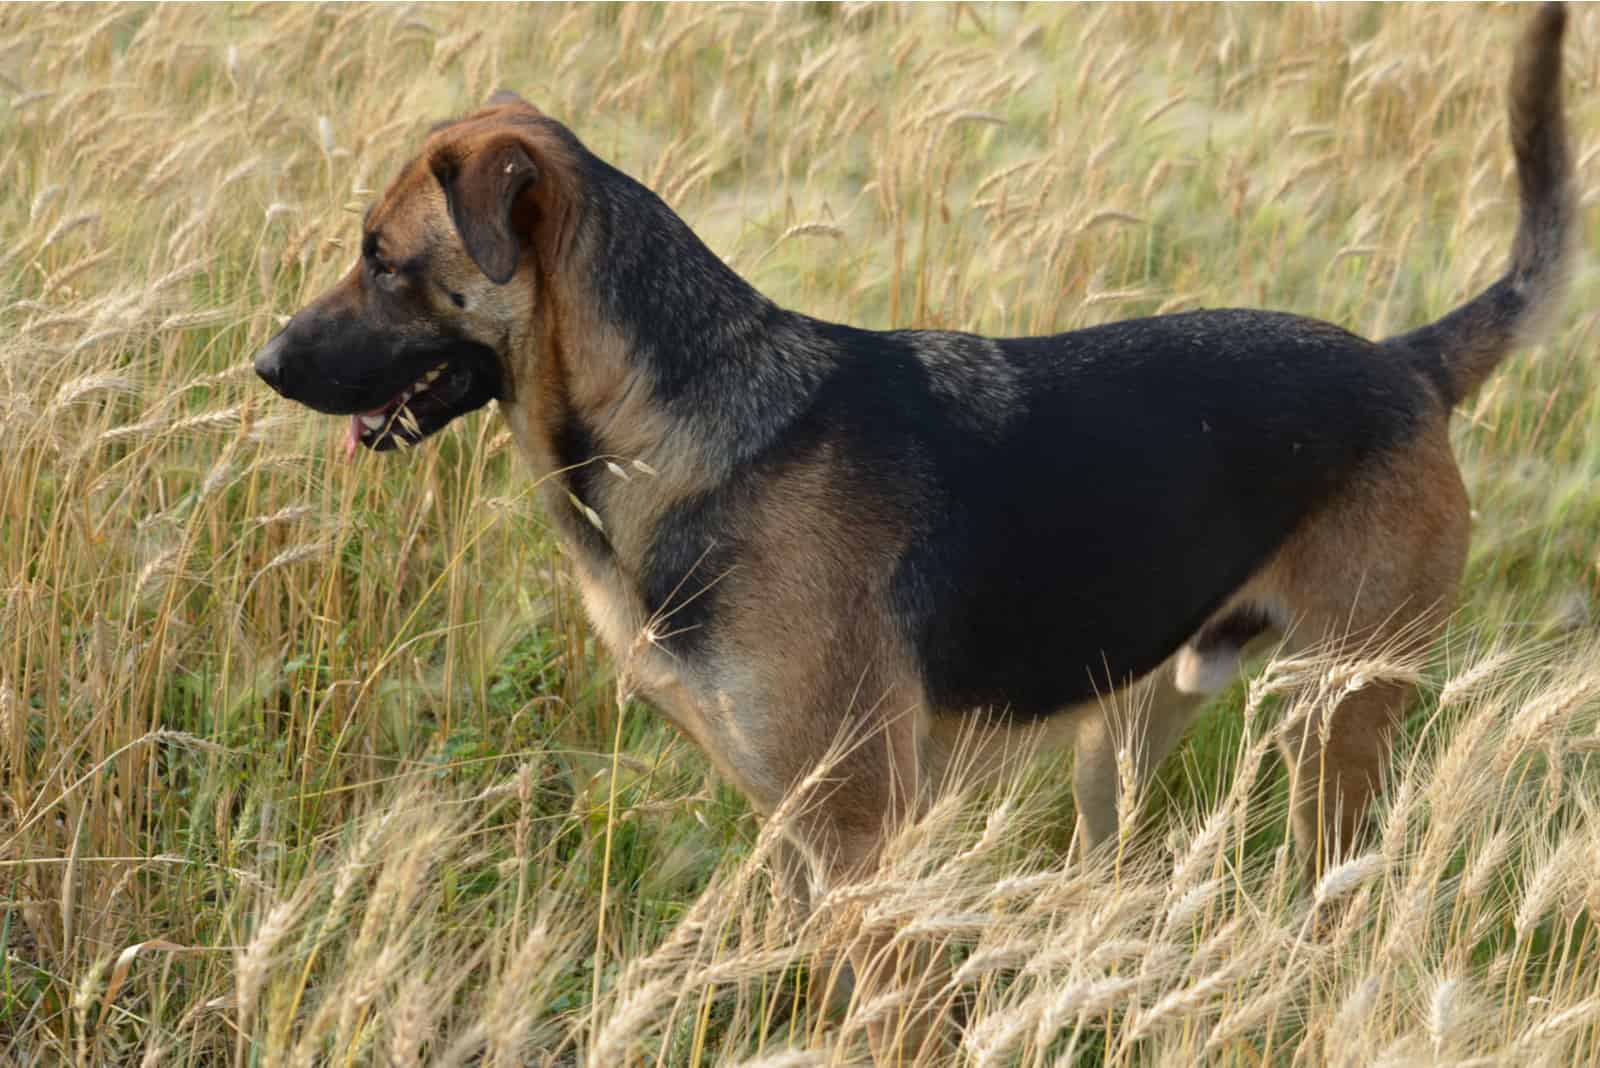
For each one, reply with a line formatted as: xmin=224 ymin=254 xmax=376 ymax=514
xmin=431 ymin=136 xmax=540 ymax=285
xmin=485 ymin=88 xmax=534 ymax=111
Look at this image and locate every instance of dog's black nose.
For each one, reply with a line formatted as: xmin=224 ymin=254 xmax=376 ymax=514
xmin=255 ymin=333 xmax=289 ymax=394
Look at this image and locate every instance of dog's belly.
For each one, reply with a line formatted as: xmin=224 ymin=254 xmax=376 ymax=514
xmin=897 ymin=464 xmax=1283 ymax=718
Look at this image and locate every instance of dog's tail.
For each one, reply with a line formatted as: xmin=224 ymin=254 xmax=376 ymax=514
xmin=1385 ymin=3 xmax=1576 ymax=407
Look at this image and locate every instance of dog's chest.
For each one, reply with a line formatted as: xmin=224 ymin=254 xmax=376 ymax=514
xmin=503 ymin=403 xmax=705 ymax=704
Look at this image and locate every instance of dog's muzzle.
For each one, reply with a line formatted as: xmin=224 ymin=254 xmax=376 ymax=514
xmin=254 ymin=333 xmax=290 ymax=396
xmin=253 ymin=320 xmax=505 ymax=456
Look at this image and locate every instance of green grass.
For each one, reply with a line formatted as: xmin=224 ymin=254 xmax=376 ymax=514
xmin=2 ymin=4 xmax=1598 ymax=1065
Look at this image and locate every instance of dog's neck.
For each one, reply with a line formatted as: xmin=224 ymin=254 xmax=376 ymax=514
xmin=503 ymin=155 xmax=836 ymax=573
xmin=580 ymin=156 xmax=837 ymax=466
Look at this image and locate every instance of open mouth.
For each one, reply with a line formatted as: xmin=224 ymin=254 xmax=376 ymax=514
xmin=346 ymin=355 xmax=500 ymax=456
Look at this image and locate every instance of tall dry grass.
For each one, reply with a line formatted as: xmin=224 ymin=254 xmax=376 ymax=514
xmin=1 ymin=4 xmax=1597 ymax=1065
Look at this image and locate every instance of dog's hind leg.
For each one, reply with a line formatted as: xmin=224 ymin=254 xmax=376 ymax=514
xmin=1070 ymin=663 xmax=1210 ymax=855
xmin=1276 ymin=677 xmax=1418 ymax=873
xmin=1259 ymin=427 xmax=1471 ymax=875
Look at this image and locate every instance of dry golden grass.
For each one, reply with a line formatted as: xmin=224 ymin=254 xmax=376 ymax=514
xmin=1 ymin=3 xmax=1598 ymax=1064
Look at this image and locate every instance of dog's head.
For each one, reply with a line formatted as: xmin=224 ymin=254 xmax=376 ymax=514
xmin=255 ymin=91 xmax=578 ymax=453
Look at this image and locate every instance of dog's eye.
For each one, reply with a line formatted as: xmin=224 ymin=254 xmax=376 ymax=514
xmin=370 ymin=259 xmax=402 ymax=291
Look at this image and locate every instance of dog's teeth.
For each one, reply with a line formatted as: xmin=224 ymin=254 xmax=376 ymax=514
xmin=361 ymin=414 xmax=386 ymax=430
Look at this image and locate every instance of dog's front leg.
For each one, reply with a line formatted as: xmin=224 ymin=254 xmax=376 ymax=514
xmin=760 ymin=693 xmax=958 ymax=1063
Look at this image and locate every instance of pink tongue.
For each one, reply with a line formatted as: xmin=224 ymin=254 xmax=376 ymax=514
xmin=345 ymin=399 xmax=397 ymax=460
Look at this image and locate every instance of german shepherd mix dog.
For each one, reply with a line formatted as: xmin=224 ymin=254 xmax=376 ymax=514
xmin=258 ymin=2 xmax=1574 ymax=1049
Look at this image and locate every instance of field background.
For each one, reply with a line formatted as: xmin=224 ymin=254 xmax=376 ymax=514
xmin=3 ymin=3 xmax=1599 ymax=1065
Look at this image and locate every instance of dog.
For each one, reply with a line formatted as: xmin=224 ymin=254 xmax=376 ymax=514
xmin=257 ymin=3 xmax=1574 ymax=1050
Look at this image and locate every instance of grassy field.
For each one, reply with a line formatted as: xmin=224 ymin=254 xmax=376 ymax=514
xmin=3 ymin=3 xmax=1599 ymax=1064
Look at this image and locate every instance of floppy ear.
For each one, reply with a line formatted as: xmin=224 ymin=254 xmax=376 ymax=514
xmin=431 ymin=136 xmax=540 ymax=284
